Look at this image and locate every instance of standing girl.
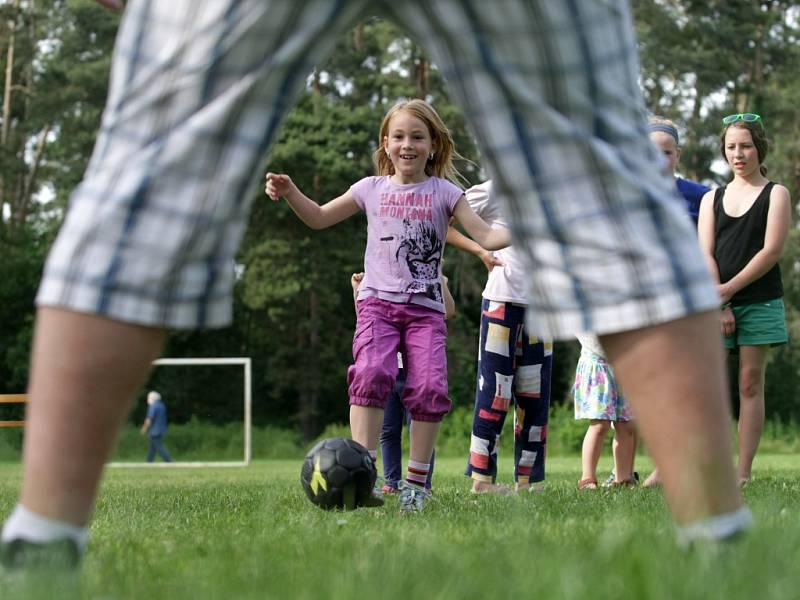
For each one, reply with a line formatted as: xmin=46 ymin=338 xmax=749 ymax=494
xmin=698 ymin=113 xmax=791 ymax=485
xmin=266 ymin=99 xmax=509 ymax=512
xmin=448 ymin=181 xmax=553 ymax=494
xmin=574 ymin=334 xmax=636 ymax=489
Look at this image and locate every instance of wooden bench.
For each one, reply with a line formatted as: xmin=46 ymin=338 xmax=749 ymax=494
xmin=0 ymin=394 xmax=27 ymax=427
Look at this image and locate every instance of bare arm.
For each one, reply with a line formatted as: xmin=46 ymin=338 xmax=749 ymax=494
xmin=718 ymin=184 xmax=792 ymax=304
xmin=452 ymin=197 xmax=511 ymax=251
xmin=442 ymin=275 xmax=456 ymax=320
xmin=140 ymin=418 xmax=151 ymax=435
xmin=265 ymin=173 xmax=360 ymax=230
xmin=446 ymin=227 xmax=504 ymax=271
xmin=697 ymin=189 xmax=721 ymax=283
xmin=350 ymin=272 xmax=364 ymax=316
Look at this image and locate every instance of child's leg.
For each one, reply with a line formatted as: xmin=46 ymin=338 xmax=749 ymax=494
xmin=380 ymin=369 xmax=407 ymax=489
xmin=512 ymin=315 xmax=553 ymax=490
xmin=736 ymin=345 xmax=769 ymax=482
xmin=348 ymin=298 xmax=402 ymax=458
xmin=465 ymin=300 xmax=516 ymax=493
xmin=402 ymin=305 xmax=449 ymax=490
xmin=580 ymin=420 xmax=610 ymax=483
xmin=405 ymin=409 xmax=436 ymax=490
xmin=612 ymin=420 xmax=636 ymax=483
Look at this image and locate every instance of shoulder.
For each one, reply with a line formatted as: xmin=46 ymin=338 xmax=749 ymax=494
xmin=430 ymin=176 xmax=462 ymax=193
xmin=768 ymin=182 xmax=790 ymax=200
xmin=677 ymin=177 xmax=711 ymax=196
xmin=350 ymin=176 xmax=386 ymax=204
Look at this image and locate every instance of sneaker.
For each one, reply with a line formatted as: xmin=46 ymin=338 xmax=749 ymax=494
xmin=0 ymin=538 xmax=81 ymax=570
xmin=398 ymin=481 xmax=432 ymax=513
xmin=381 ymin=484 xmax=399 ymax=495
xmin=603 ymin=471 xmax=640 ymax=488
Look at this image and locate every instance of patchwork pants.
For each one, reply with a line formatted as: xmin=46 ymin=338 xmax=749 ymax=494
xmin=466 ymin=300 xmax=552 ymax=484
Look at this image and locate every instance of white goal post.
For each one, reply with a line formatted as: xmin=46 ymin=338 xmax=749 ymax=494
xmin=108 ymin=357 xmax=252 ymax=468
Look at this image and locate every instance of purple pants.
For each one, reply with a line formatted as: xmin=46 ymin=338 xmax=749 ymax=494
xmin=348 ymin=297 xmax=450 ymax=422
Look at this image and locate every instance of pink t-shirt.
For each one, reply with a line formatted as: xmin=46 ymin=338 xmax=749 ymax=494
xmin=350 ymin=176 xmax=462 ymax=313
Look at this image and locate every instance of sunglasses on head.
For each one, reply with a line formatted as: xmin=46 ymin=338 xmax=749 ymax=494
xmin=722 ymin=113 xmax=761 ymax=124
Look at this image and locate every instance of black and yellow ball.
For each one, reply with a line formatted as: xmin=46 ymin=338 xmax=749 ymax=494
xmin=300 ymin=437 xmax=377 ymax=510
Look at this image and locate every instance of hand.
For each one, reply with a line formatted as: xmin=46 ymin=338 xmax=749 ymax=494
xmin=479 ymin=250 xmax=504 ymax=272
xmin=94 ymin=0 xmax=123 ymax=10
xmin=720 ymin=306 xmax=736 ymax=337
xmin=717 ymin=282 xmax=734 ymax=305
xmin=350 ymin=272 xmax=364 ymax=292
xmin=265 ymin=172 xmax=295 ymax=201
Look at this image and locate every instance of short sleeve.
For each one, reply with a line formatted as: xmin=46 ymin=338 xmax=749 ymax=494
xmin=348 ymin=177 xmax=374 ymax=211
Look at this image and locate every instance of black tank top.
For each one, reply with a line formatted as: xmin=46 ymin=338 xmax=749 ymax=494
xmin=713 ymin=182 xmax=783 ymax=305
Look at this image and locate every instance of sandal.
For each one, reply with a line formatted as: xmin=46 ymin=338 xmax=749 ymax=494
xmin=577 ymin=477 xmax=598 ymax=490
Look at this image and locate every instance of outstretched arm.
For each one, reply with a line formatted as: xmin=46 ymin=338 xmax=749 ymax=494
xmin=446 ymin=227 xmax=504 ymax=272
xmin=452 ymin=196 xmax=511 ymax=251
xmin=265 ymin=173 xmax=360 ymax=230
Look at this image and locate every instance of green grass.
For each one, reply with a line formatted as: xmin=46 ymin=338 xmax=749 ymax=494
xmin=1 ymin=455 xmax=799 ymax=599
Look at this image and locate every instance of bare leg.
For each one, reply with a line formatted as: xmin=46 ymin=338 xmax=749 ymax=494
xmin=408 ymin=420 xmax=439 ymax=465
xmin=643 ymin=468 xmax=661 ymax=487
xmin=349 ymin=405 xmax=384 ymax=452
xmin=601 ymin=311 xmax=743 ymax=524
xmin=612 ymin=420 xmax=636 ymax=483
xmin=580 ymin=420 xmax=610 ymax=485
xmin=736 ymin=345 xmax=769 ymax=482
xmin=20 ymin=308 xmax=166 ymax=526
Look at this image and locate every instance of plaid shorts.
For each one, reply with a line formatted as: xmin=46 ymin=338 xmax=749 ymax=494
xmin=38 ymin=0 xmax=717 ymax=334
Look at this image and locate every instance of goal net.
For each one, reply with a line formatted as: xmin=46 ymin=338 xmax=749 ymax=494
xmin=108 ymin=357 xmax=252 ymax=468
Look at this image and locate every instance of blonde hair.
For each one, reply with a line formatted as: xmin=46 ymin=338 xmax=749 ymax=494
xmin=372 ymin=99 xmax=467 ymax=187
xmin=648 ymin=116 xmax=680 ymax=146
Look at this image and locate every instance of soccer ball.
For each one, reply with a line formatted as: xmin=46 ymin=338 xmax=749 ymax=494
xmin=300 ymin=437 xmax=377 ymax=510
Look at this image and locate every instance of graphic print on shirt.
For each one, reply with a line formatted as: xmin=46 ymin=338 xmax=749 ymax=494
xmin=395 ymin=218 xmax=443 ymax=302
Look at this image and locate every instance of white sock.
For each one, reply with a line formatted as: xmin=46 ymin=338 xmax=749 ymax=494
xmin=675 ymin=506 xmax=753 ymax=548
xmin=1 ymin=505 xmax=88 ymax=552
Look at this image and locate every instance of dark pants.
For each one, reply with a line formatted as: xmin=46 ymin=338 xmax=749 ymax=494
xmin=147 ymin=434 xmax=172 ymax=462
xmin=466 ymin=300 xmax=552 ymax=484
xmin=379 ymin=368 xmax=436 ymax=490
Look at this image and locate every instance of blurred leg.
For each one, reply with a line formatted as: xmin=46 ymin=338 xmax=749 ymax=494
xmin=601 ymin=311 xmax=743 ymax=523
xmin=20 ymin=308 xmax=166 ymax=526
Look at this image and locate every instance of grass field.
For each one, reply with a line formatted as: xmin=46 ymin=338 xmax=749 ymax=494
xmin=1 ymin=454 xmax=799 ymax=599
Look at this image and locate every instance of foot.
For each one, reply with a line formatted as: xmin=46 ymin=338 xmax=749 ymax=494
xmin=643 ymin=472 xmax=661 ymax=488
xmin=471 ymin=480 xmax=513 ymax=495
xmin=380 ymin=484 xmax=399 ymax=495
xmin=515 ymin=482 xmax=544 ymax=493
xmin=0 ymin=538 xmax=81 ymax=570
xmin=577 ymin=477 xmax=598 ymax=490
xmin=398 ymin=481 xmax=432 ymax=513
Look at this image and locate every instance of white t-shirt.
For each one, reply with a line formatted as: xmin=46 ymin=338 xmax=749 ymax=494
xmin=464 ymin=180 xmax=529 ymax=305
